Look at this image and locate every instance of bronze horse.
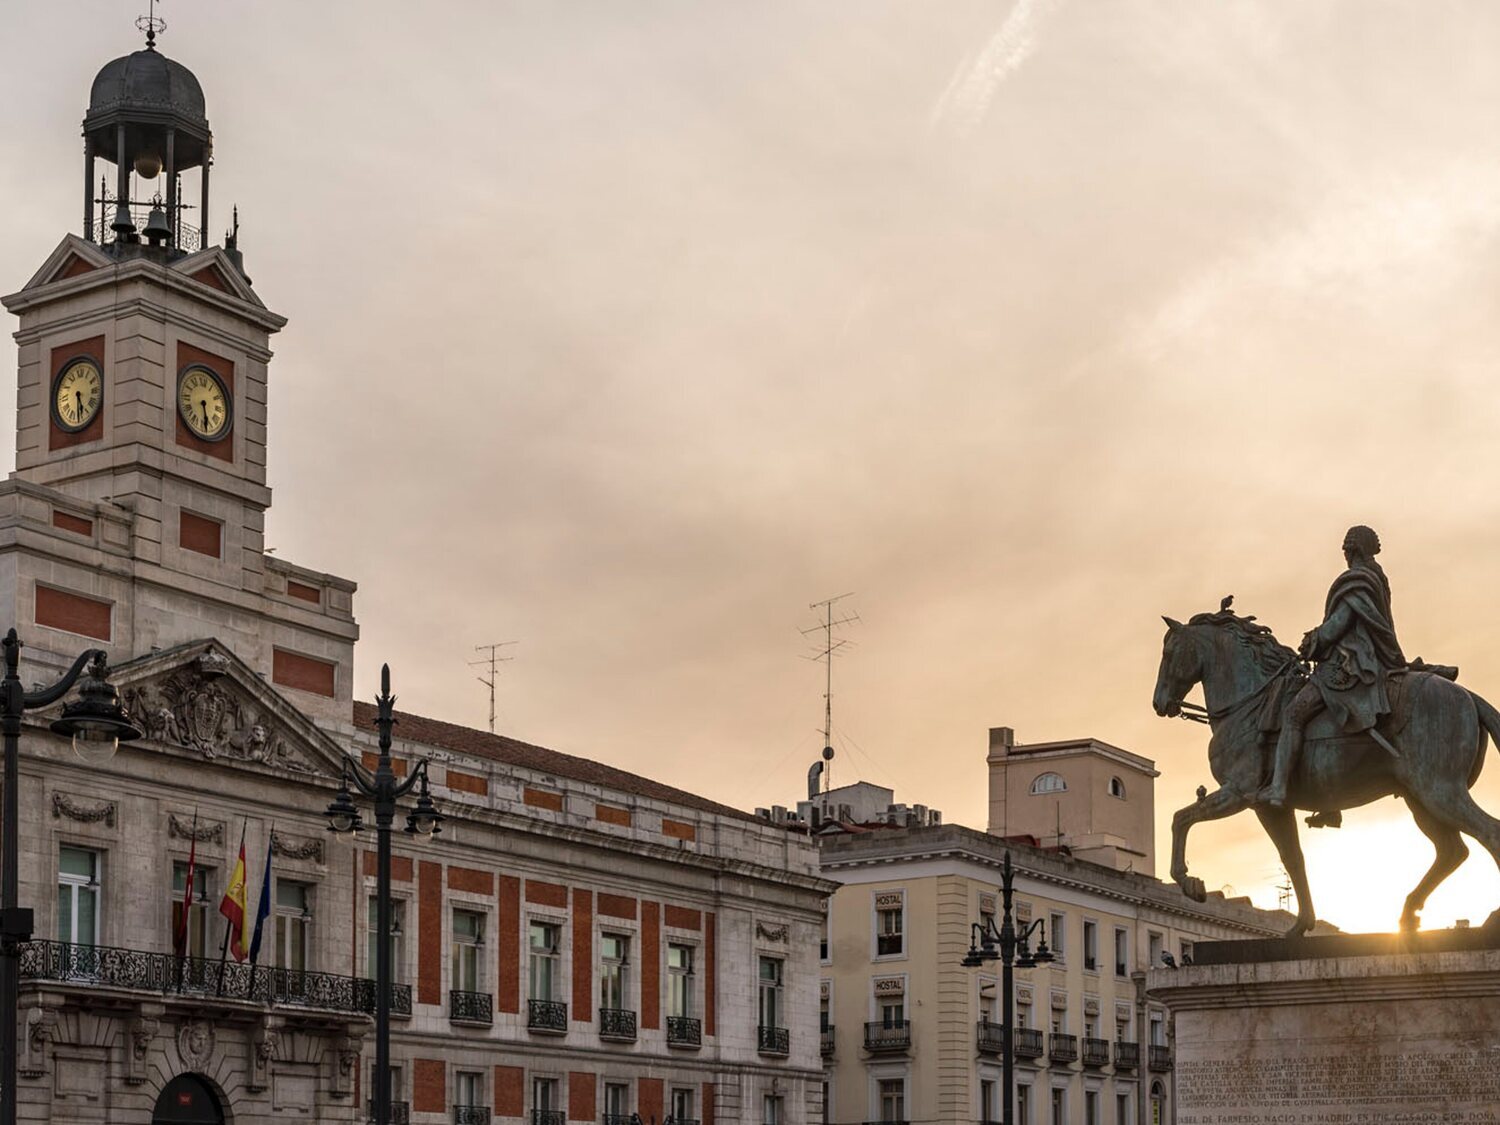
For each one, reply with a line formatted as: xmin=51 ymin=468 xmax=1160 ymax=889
xmin=1152 ymin=605 xmax=1500 ymax=936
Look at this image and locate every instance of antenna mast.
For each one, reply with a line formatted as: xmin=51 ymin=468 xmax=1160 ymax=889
xmin=801 ymin=593 xmax=860 ymax=794
xmin=469 ymin=642 xmax=517 ymax=734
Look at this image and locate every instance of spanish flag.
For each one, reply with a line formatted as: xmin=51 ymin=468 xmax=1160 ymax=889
xmin=219 ymin=825 xmax=249 ymax=962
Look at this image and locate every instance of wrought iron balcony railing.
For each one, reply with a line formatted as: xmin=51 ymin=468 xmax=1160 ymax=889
xmin=1082 ymin=1036 xmax=1111 ymax=1067
xmin=667 ymin=1015 xmax=702 ymax=1048
xmin=1013 ymin=1027 xmax=1044 ymax=1059
xmin=602 ymin=1115 xmax=633 ymax=1125
xmin=757 ymin=1024 xmax=790 ymax=1057
xmin=1148 ymin=1044 xmax=1173 ymax=1071
xmin=454 ymin=1107 xmax=489 ymax=1125
xmin=1049 ymin=1032 xmax=1079 ymax=1063
xmin=820 ymin=1025 xmax=835 ymax=1057
xmin=1115 ymin=1040 xmax=1141 ymax=1069
xmin=864 ymin=1019 xmax=911 ymax=1052
xmin=366 ymin=1100 xmax=411 ymax=1124
xmin=528 ymin=998 xmax=568 ymax=1034
xmin=599 ymin=1007 xmax=637 ymax=1041
xmin=976 ymin=1019 xmax=1005 ymax=1054
xmin=20 ymin=939 xmax=405 ymax=1016
xmin=531 ymin=1111 xmax=564 ymax=1125
xmin=449 ymin=989 xmax=493 ymax=1025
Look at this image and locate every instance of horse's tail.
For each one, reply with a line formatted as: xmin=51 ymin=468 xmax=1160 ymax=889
xmin=1468 ymin=689 xmax=1500 ymax=762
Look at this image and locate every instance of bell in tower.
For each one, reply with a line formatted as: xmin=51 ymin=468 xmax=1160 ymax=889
xmin=82 ymin=17 xmax=211 ymax=254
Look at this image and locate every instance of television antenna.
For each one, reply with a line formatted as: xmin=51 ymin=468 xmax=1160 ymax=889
xmin=801 ymin=593 xmax=859 ymax=794
xmin=469 ymin=641 xmax=517 ymax=734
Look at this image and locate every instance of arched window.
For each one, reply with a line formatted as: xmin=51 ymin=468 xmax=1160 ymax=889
xmin=1030 ymin=772 xmax=1066 ymax=795
xmin=1150 ymin=1081 xmax=1166 ymax=1125
xmin=1108 ymin=776 xmax=1126 ymax=799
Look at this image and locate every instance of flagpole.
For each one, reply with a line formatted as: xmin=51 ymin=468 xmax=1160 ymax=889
xmin=246 ymin=822 xmax=273 ymax=1002
xmin=217 ymin=820 xmax=247 ymax=997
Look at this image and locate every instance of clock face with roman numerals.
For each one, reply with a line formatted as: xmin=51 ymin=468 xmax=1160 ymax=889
xmin=177 ymin=365 xmax=232 ymax=442
xmin=52 ymin=358 xmax=103 ymax=432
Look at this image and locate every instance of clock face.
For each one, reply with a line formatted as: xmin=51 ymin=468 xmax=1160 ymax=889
xmin=177 ymin=365 xmax=232 ymax=442
xmin=52 ymin=359 xmax=103 ymax=433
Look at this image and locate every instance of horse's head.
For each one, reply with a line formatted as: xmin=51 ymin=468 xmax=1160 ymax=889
xmin=1153 ymin=615 xmax=1202 ymax=717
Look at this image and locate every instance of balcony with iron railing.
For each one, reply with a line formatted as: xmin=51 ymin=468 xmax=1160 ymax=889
xmin=599 ymin=1007 xmax=637 ymax=1042
xmin=602 ymin=1115 xmax=633 ymax=1125
xmin=528 ymin=998 xmax=568 ymax=1034
xmin=976 ymin=1019 xmax=1005 ymax=1055
xmin=757 ymin=1024 xmax=790 ymax=1057
xmin=530 ymin=1111 xmax=564 ymax=1125
xmin=449 ymin=989 xmax=493 ymax=1025
xmin=453 ymin=1106 xmax=489 ymax=1125
xmin=1149 ymin=1044 xmax=1173 ymax=1071
xmin=864 ymin=1020 xmax=911 ymax=1053
xmin=1082 ymin=1037 xmax=1111 ymax=1067
xmin=1049 ymin=1032 xmax=1079 ymax=1064
xmin=1114 ymin=1041 xmax=1140 ymax=1070
xmin=820 ymin=1024 xmax=835 ymax=1058
xmin=20 ymin=939 xmax=409 ymax=1016
xmin=1013 ymin=1027 xmax=1045 ymax=1059
xmin=667 ymin=1015 xmax=702 ymax=1049
xmin=366 ymin=1100 xmax=410 ymax=1124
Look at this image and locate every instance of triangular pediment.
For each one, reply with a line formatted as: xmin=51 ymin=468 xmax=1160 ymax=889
xmin=100 ymin=639 xmax=347 ymax=778
xmin=170 ymin=247 xmax=264 ymax=308
xmin=19 ymin=235 xmax=112 ymax=291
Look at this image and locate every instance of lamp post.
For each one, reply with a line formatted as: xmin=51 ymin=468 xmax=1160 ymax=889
xmin=326 ymin=665 xmax=442 ymax=1125
xmin=0 ymin=628 xmax=141 ymax=1125
xmin=961 ymin=851 xmax=1053 ymax=1125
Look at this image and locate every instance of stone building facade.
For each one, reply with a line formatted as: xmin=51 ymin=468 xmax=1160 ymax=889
xmin=2 ymin=33 xmax=831 ymax=1125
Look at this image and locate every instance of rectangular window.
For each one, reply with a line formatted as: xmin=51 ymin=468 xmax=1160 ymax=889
xmin=1148 ymin=930 xmax=1163 ymax=968
xmin=451 ymin=908 xmax=484 ymax=993
xmin=671 ymin=1089 xmax=694 ymax=1121
xmin=878 ymin=1079 xmax=904 ymax=1123
xmin=820 ymin=905 xmax=830 ymax=962
xmin=667 ymin=942 xmax=694 ymax=1018
xmin=455 ymin=1070 xmax=483 ymax=1111
xmin=980 ymin=1079 xmax=996 ymax=1124
xmin=1116 ymin=1093 xmax=1132 ymax=1125
xmin=1149 ymin=1011 xmax=1165 ymax=1046
xmin=532 ymin=1076 xmax=558 ymax=1113
xmin=1085 ymin=1015 xmax=1098 ymax=1039
xmin=1083 ymin=919 xmax=1098 ymax=971
xmin=1114 ymin=927 xmax=1129 ymax=976
xmin=1051 ymin=1088 xmax=1066 ymax=1125
xmin=1116 ymin=1012 xmax=1131 ymax=1042
xmin=1017 ymin=1000 xmax=1032 ymax=1028
xmin=1017 ymin=1084 xmax=1031 ymax=1125
xmin=171 ymin=861 xmax=215 ymax=959
xmin=1049 ymin=911 xmax=1066 ymax=960
xmin=759 ymin=956 xmax=784 ymax=1028
xmin=876 ymin=902 xmax=904 ymax=956
xmin=1086 ymin=1090 xmax=1099 ymax=1125
xmin=528 ymin=921 xmax=560 ymax=1001
xmin=1181 ymin=939 xmax=1195 ymax=965
xmin=600 ymin=932 xmax=630 ymax=1010
xmin=367 ymin=896 xmax=404 ymax=983
xmin=604 ymin=1083 xmax=630 ymax=1117
xmin=274 ymin=880 xmax=311 ymax=971
xmin=878 ymin=996 xmax=905 ymax=1026
xmin=58 ymin=846 xmax=100 ymax=946
xmin=764 ymin=1094 xmax=784 ymax=1125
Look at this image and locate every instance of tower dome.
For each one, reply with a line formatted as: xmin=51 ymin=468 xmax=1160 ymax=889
xmin=88 ymin=47 xmax=207 ymax=129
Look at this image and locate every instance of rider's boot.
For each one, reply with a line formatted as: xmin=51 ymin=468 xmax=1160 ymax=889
xmin=1259 ymin=723 xmax=1302 ymax=808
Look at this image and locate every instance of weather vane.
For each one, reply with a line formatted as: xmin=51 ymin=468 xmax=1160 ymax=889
xmin=136 ymin=0 xmax=166 ymax=49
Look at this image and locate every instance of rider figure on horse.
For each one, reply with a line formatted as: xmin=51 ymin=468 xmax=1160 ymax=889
xmin=1261 ymin=525 xmax=1407 ymax=808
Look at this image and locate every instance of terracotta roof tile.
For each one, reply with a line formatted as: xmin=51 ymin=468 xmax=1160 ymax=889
xmin=352 ymin=702 xmax=756 ymax=824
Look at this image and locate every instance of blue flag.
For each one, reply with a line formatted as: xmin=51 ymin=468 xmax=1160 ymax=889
xmin=247 ymin=833 xmax=274 ymax=965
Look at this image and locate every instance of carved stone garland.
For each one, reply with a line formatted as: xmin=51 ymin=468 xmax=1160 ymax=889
xmin=51 ymin=792 xmax=115 ymax=827
xmin=168 ymin=813 xmax=224 ymax=844
xmin=270 ymin=831 xmax=325 ymax=864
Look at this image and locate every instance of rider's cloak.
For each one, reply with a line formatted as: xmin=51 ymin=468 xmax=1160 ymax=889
xmin=1307 ymin=563 xmax=1406 ymax=733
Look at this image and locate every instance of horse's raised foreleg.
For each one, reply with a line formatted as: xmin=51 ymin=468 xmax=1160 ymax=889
xmin=1171 ymin=787 xmax=1253 ymax=902
xmin=1253 ymin=805 xmax=1316 ymax=937
xmin=1400 ymin=799 xmax=1469 ymax=933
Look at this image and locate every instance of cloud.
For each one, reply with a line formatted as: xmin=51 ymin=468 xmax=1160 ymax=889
xmin=930 ymin=0 xmax=1058 ymax=137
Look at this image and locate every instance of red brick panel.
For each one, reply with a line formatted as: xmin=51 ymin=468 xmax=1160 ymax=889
xmin=525 ymin=880 xmax=567 ymax=908
xmin=362 ymin=851 xmax=413 ymax=882
xmin=285 ymin=579 xmax=321 ymax=604
xmin=702 ymin=1083 xmax=715 ymax=1125
xmin=662 ymin=818 xmax=697 ymax=842
xmin=51 ymin=511 xmax=92 ymax=536
xmin=568 ymin=1072 xmax=595 ymax=1121
xmin=174 ymin=341 xmax=234 ymax=463
xmin=641 ymin=900 xmax=660 ymax=1030
xmin=35 ymin=586 xmax=111 ymax=641
xmin=179 ymin=511 xmax=222 ymax=558
xmin=523 ymin=787 xmax=563 ymax=812
xmin=188 ymin=265 xmax=230 ymax=292
xmin=49 ymin=336 xmax=105 ymax=451
xmin=597 ymin=893 xmax=636 ymax=920
xmin=412 ymin=1059 xmax=445 ymax=1113
xmin=594 ymin=803 xmax=631 ymax=826
xmin=272 ymin=648 xmax=336 ymax=697
xmin=705 ymin=911 xmax=717 ymax=1036
xmin=498 ymin=874 xmax=520 ymax=1013
xmin=445 ymin=767 xmax=488 ymax=796
xmin=572 ymin=889 xmax=592 ymax=1021
xmin=59 ymin=255 xmax=97 ymax=279
xmin=360 ymin=750 xmax=408 ymax=778
xmin=494 ymin=1066 xmax=524 ymax=1117
xmin=665 ymin=905 xmax=701 ymax=931
xmin=639 ymin=1078 xmax=663 ymax=1124
xmin=418 ymin=860 xmax=442 ymax=1006
xmin=448 ymin=866 xmax=494 ymax=895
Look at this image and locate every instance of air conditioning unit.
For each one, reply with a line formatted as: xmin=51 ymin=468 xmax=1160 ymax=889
xmin=930 ymin=810 xmax=942 ymax=825
xmin=913 ymin=804 xmax=928 ymax=824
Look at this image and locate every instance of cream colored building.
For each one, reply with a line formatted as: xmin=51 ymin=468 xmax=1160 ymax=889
xmin=808 ymin=730 xmax=1305 ymax=1125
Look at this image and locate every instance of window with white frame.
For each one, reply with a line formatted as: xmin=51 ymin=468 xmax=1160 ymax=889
xmin=1148 ymin=930 xmax=1163 ymax=968
xmin=368 ymin=1062 xmax=404 ymax=1109
xmin=1149 ymin=1011 xmax=1165 ymax=1046
xmin=877 ymin=1079 xmax=904 ymax=1123
xmin=367 ymin=896 xmax=404 ymax=982
xmin=1180 ymin=938 xmax=1195 ymax=965
xmin=980 ymin=1079 xmax=997 ymax=1124
xmin=667 ymin=942 xmax=694 ymax=1018
xmin=58 ymin=846 xmax=100 ymax=946
xmin=532 ymin=1076 xmax=558 ymax=1115
xmin=876 ymin=985 xmax=905 ymax=1028
xmin=758 ymin=956 xmax=784 ymax=1029
xmin=1108 ymin=776 xmax=1126 ymax=798
xmin=455 ymin=1070 xmax=484 ymax=1112
xmin=1116 ymin=1009 xmax=1132 ymax=1043
xmin=1048 ymin=912 xmax=1066 ymax=960
xmin=1030 ymin=772 xmax=1066 ymax=794
xmin=1113 ymin=927 xmax=1129 ymax=976
xmin=528 ymin=920 xmax=560 ymax=1001
xmin=275 ymin=880 xmax=312 ymax=971
xmin=1017 ymin=1083 xmax=1032 ymax=1125
xmin=671 ymin=1088 xmax=694 ymax=1122
xmin=1050 ymin=994 xmax=1067 ymax=1034
xmin=875 ymin=893 xmax=904 ymax=957
xmin=603 ymin=1082 xmax=630 ymax=1120
xmin=171 ymin=860 xmax=214 ymax=958
xmin=1085 ymin=1090 xmax=1100 ymax=1125
xmin=1116 ymin=1092 xmax=1133 ymax=1125
xmin=451 ymin=908 xmax=484 ymax=993
xmin=1083 ymin=919 xmax=1098 ymax=971
xmin=1050 ymin=1087 xmax=1067 ymax=1125
xmin=600 ymin=932 xmax=630 ymax=1011
xmin=763 ymin=1093 xmax=784 ymax=1125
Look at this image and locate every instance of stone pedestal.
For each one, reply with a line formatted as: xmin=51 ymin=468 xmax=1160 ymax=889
xmin=1149 ymin=928 xmax=1500 ymax=1125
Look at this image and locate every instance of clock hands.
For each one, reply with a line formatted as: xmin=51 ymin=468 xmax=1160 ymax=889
xmin=199 ymin=399 xmax=210 ymax=430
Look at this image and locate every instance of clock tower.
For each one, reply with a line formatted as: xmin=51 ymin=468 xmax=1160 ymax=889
xmin=0 ymin=32 xmax=357 ymax=721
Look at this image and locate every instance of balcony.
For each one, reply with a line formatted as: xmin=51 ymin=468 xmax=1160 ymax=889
xmin=454 ymin=1107 xmax=489 ymax=1125
xmin=602 ymin=1116 xmax=633 ymax=1125
xmin=1149 ymin=1044 xmax=1173 ymax=1071
xmin=449 ymin=989 xmax=493 ymax=1025
xmin=976 ymin=1019 xmax=1005 ymax=1055
xmin=1082 ymin=1037 xmax=1111 ymax=1067
xmin=820 ymin=1025 xmax=835 ymax=1058
xmin=1115 ymin=1041 xmax=1140 ymax=1070
xmin=1049 ymin=1032 xmax=1079 ymax=1064
xmin=864 ymin=1020 xmax=911 ymax=1053
xmin=667 ymin=1015 xmax=702 ymax=1048
xmin=757 ymin=1024 xmax=790 ymax=1057
xmin=599 ymin=1007 xmax=637 ymax=1042
xmin=366 ymin=1100 xmax=411 ymax=1124
xmin=531 ymin=1111 xmax=564 ymax=1125
xmin=527 ymin=998 xmax=568 ymax=1034
xmin=20 ymin=939 xmax=404 ymax=1016
xmin=1013 ymin=1027 xmax=1044 ymax=1059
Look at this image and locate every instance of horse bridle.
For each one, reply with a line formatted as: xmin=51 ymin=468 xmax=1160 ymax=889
xmin=1172 ymin=656 xmax=1298 ymax=727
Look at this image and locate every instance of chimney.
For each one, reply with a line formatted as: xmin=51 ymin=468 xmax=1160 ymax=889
xmin=988 ymin=726 xmax=1016 ymax=760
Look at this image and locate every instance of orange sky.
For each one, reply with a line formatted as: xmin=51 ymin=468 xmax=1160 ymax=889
xmin=4 ymin=2 xmax=1500 ymax=933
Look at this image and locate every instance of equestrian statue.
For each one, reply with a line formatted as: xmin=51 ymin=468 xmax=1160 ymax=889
xmin=1153 ymin=526 xmax=1500 ymax=936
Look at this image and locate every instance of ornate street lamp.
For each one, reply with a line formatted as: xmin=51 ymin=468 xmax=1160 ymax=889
xmin=0 ymin=629 xmax=140 ymax=1125
xmin=961 ymin=851 xmax=1053 ymax=1125
xmin=326 ymin=664 xmax=442 ymax=1125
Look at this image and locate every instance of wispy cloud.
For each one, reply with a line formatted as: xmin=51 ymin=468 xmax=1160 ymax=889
xmin=930 ymin=0 xmax=1058 ymax=136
